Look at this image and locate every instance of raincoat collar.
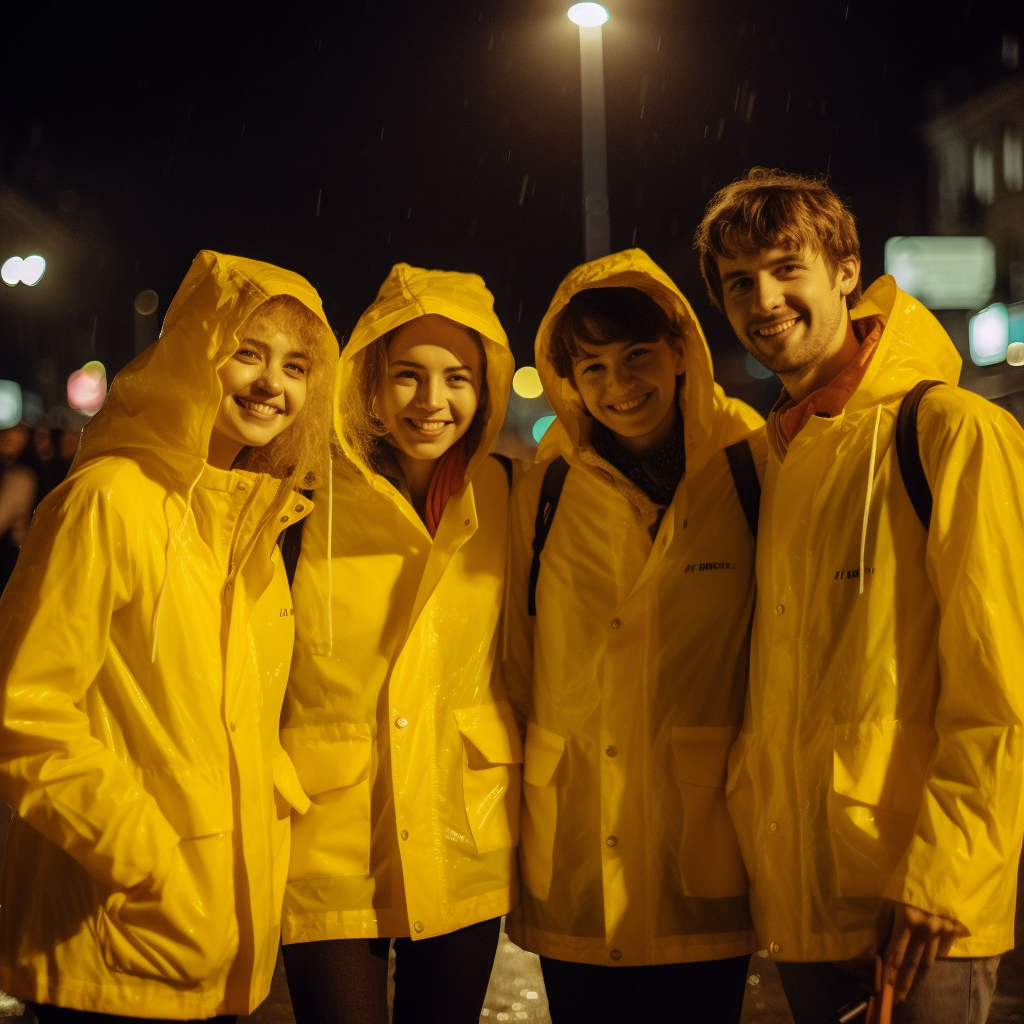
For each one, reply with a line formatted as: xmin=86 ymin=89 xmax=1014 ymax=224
xmin=73 ymin=250 xmax=334 ymax=493
xmin=846 ymin=275 xmax=961 ymax=411
xmin=335 ymin=262 xmax=514 ymax=501
xmin=534 ymin=248 xmax=749 ymax=482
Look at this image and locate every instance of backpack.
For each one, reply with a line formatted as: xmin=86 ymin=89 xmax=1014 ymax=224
xmin=527 ymin=440 xmax=761 ymax=616
xmin=895 ymin=379 xmax=942 ymax=531
xmin=280 ymin=453 xmax=514 ymax=588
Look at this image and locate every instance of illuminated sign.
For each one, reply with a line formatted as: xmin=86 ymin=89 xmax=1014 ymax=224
xmin=884 ymin=237 xmax=995 ymax=310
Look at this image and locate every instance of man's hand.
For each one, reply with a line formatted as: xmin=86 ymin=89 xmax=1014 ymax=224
xmin=882 ymin=901 xmax=966 ymax=1002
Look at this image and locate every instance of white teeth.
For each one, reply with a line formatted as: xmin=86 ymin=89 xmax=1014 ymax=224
xmin=611 ymin=394 xmax=649 ymax=412
xmin=236 ymin=398 xmax=280 ymax=415
xmin=755 ymin=317 xmax=799 ymax=337
xmin=411 ymin=420 xmax=448 ymax=432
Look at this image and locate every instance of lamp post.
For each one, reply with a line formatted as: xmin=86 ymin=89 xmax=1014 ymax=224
xmin=568 ymin=4 xmax=611 ymax=261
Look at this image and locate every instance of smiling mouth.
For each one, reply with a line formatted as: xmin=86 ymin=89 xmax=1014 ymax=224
xmin=753 ymin=316 xmax=801 ymax=338
xmin=234 ymin=396 xmax=282 ymax=418
xmin=407 ymin=418 xmax=450 ymax=434
xmin=608 ymin=393 xmax=652 ymax=413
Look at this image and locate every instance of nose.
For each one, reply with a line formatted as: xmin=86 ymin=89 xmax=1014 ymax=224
xmin=255 ymin=362 xmax=284 ymax=396
xmin=419 ymin=374 xmax=446 ymax=412
xmin=609 ymin=361 xmax=637 ymax=391
xmin=751 ymin=272 xmax=785 ymax=316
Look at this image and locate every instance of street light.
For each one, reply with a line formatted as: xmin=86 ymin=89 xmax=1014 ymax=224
xmin=1 ymin=255 xmax=46 ymax=287
xmin=568 ymin=4 xmax=611 ymax=261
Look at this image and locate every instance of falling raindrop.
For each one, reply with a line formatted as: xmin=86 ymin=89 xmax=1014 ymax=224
xmin=519 ymin=174 xmax=529 ymax=206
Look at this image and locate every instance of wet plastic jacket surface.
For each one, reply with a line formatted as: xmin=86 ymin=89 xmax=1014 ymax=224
xmin=0 ymin=251 xmax=333 ymax=1016
xmin=727 ymin=276 xmax=1024 ymax=961
xmin=503 ymin=249 xmax=765 ymax=966
xmin=282 ymin=264 xmax=519 ymax=943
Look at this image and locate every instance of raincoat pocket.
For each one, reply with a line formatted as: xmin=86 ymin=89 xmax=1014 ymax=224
xmin=454 ymin=701 xmax=524 ymax=854
xmin=829 ymin=720 xmax=936 ymax=897
xmin=520 ymin=722 xmax=565 ymax=900
xmin=671 ymin=725 xmax=748 ymax=898
xmin=98 ymin=830 xmax=239 ymax=983
xmin=282 ymin=721 xmax=373 ymax=879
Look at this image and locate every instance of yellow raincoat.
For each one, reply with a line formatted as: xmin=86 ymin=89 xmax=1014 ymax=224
xmin=727 ymin=276 xmax=1024 ymax=962
xmin=282 ymin=263 xmax=519 ymax=944
xmin=504 ymin=249 xmax=766 ymax=966
xmin=0 ymin=252 xmax=334 ymax=1017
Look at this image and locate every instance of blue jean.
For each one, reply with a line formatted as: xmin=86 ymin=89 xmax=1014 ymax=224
xmin=775 ymin=957 xmax=1001 ymax=1024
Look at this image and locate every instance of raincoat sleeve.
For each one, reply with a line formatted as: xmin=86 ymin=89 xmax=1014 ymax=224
xmin=884 ymin=393 xmax=1024 ymax=930
xmin=502 ymin=465 xmax=546 ymax=732
xmin=0 ymin=473 xmax=181 ymax=892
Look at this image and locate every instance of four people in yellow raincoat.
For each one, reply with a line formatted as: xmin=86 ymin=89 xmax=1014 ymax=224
xmin=0 ymin=182 xmax=1022 ymax=1024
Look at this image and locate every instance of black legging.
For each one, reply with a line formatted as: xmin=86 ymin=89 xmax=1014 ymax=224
xmin=540 ymin=953 xmax=750 ymax=1024
xmin=282 ymin=916 xmax=501 ymax=1024
xmin=30 ymin=1007 xmax=235 ymax=1024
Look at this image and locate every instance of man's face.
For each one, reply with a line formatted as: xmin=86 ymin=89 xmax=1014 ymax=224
xmin=717 ymin=246 xmax=859 ymax=376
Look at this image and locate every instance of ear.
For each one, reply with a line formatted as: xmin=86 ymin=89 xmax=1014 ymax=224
xmin=667 ymin=337 xmax=686 ymax=375
xmin=836 ymin=256 xmax=861 ymax=298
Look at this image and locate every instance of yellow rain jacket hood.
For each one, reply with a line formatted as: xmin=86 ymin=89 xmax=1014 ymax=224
xmin=0 ymin=251 xmax=335 ymax=1016
xmin=727 ymin=276 xmax=1024 ymax=961
xmin=283 ymin=263 xmax=520 ymax=943
xmin=504 ymin=249 xmax=766 ymax=966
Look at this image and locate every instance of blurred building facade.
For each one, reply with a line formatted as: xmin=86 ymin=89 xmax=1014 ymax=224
xmin=921 ymin=71 xmax=1024 ymax=418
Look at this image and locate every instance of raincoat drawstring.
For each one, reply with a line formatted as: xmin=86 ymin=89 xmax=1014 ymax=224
xmin=859 ymin=405 xmax=882 ymax=595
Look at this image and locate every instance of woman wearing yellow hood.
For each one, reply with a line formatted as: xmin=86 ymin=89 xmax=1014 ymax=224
xmin=280 ymin=264 xmax=519 ymax=1024
xmin=504 ymin=250 xmax=766 ymax=1023
xmin=0 ymin=251 xmax=337 ymax=1021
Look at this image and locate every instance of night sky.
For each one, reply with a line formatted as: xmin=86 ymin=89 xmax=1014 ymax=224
xmin=2 ymin=0 xmax=1023 ymax=417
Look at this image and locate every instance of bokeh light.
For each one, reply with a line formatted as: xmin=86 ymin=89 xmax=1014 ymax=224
xmin=532 ymin=415 xmax=557 ymax=443
xmin=1 ymin=257 xmax=23 ymax=287
xmin=513 ymin=366 xmax=544 ymax=398
xmin=67 ymin=361 xmax=107 ymax=414
xmin=0 ymin=381 xmax=23 ymax=429
xmin=1 ymin=255 xmax=45 ymax=287
xmin=969 ymin=304 xmax=1009 ymax=366
xmin=744 ymin=352 xmax=775 ymax=380
xmin=568 ymin=3 xmax=609 ymax=27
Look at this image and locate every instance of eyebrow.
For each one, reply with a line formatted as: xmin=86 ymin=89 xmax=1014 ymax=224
xmin=576 ymin=340 xmax=648 ymax=360
xmin=237 ymin=339 xmax=309 ymax=361
xmin=391 ymin=360 xmax=475 ymax=373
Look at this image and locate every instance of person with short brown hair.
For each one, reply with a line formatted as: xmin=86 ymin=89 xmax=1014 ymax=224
xmin=695 ymin=169 xmax=1024 ymax=1024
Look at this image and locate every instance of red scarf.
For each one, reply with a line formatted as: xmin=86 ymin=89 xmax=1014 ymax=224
xmin=424 ymin=440 xmax=468 ymax=538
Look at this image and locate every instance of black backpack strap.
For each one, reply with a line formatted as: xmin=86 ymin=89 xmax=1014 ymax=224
xmin=490 ymin=452 xmax=513 ymax=491
xmin=896 ymin=380 xmax=943 ymax=531
xmin=725 ymin=440 xmax=760 ymax=540
xmin=281 ymin=488 xmax=313 ymax=588
xmin=528 ymin=456 xmax=570 ymax=616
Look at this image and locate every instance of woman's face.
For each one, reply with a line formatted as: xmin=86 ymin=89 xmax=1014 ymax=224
xmin=376 ymin=314 xmax=483 ymax=462
xmin=212 ymin=305 xmax=310 ymax=453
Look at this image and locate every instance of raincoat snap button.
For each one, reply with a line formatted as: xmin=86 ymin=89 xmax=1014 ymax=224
xmin=395 ymin=717 xmax=408 ymax=729
xmin=229 ymin=721 xmax=236 ymax=732
xmin=770 ymin=942 xmax=780 ymax=954
xmin=281 ymin=515 xmax=289 ymax=523
xmin=464 ymin=519 xmax=471 ymax=526
xmin=770 ymin=821 xmax=778 ymax=832
xmin=609 ymin=949 xmax=622 ymax=961
xmin=401 ymin=829 xmax=409 ymax=841
xmin=605 ymin=835 xmax=617 ymax=847
xmin=605 ymin=746 xmax=617 ymax=757
xmin=775 ymin=604 xmax=785 ymax=615
xmin=237 ymin=482 xmax=246 ymax=491
xmin=413 ymin=921 xmax=424 ymax=933
xmin=295 ymin=504 xmax=304 ymax=513
xmin=610 ymin=618 xmax=621 ymax=629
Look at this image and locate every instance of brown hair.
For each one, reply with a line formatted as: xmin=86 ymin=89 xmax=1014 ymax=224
xmin=341 ymin=323 xmax=488 ymax=473
xmin=694 ymin=167 xmax=862 ymax=312
xmin=549 ymin=286 xmax=682 ymax=389
xmin=233 ymin=294 xmax=338 ymax=520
